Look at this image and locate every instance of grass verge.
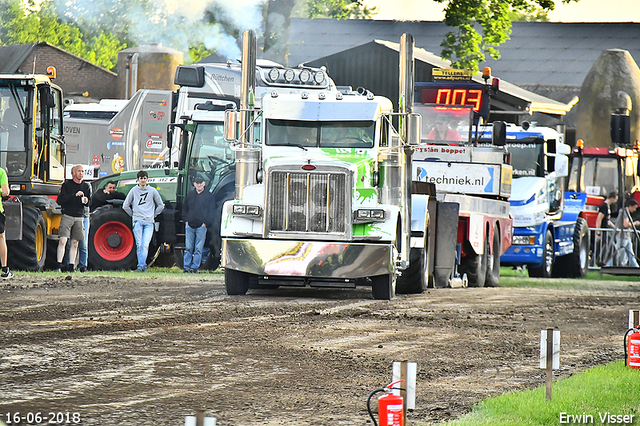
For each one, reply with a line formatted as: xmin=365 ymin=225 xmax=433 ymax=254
xmin=444 ymin=360 xmax=640 ymax=426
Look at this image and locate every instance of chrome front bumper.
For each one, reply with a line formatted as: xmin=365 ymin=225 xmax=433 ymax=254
xmin=222 ymin=239 xmax=393 ymax=278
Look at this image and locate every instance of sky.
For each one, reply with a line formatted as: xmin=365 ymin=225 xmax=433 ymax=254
xmin=364 ymin=0 xmax=640 ymax=22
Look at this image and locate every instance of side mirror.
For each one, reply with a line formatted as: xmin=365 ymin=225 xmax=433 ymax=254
xmin=224 ymin=109 xmax=238 ymax=142
xmin=407 ymin=113 xmax=421 ymax=146
xmin=556 ymin=143 xmax=571 ymax=155
xmin=554 ymin=154 xmax=569 ymax=178
xmin=492 ymin=121 xmax=506 ymax=146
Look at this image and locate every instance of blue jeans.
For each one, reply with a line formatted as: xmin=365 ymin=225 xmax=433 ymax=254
xmin=133 ymin=220 xmax=154 ymax=270
xmin=184 ymin=225 xmax=207 ymax=271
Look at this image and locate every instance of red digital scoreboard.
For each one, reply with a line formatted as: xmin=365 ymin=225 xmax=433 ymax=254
xmin=416 ymin=82 xmax=490 ymax=118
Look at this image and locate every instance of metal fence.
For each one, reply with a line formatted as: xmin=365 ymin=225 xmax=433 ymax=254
xmin=589 ymin=226 xmax=640 ymax=269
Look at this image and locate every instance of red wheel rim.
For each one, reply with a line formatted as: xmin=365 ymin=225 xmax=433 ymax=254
xmin=93 ymin=221 xmax=134 ymax=261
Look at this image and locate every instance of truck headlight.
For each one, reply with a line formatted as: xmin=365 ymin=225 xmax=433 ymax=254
xmin=354 ymin=209 xmax=385 ymax=223
xmin=233 ymin=204 xmax=262 ymax=217
xmin=512 ymin=235 xmax=536 ymax=245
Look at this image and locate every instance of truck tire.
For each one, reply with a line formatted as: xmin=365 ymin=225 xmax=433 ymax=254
xmin=224 ymin=268 xmax=251 ymax=295
xmin=89 ymin=206 xmax=137 ymax=271
xmin=461 ymin=242 xmax=487 ymax=288
xmin=529 ymin=229 xmax=554 ymax=278
xmin=8 ymin=207 xmax=46 ymax=271
xmin=371 ymin=273 xmax=396 ymax=300
xmin=397 ymin=244 xmax=429 ymax=294
xmin=485 ymin=224 xmax=500 ymax=287
xmin=554 ymin=218 xmax=589 ymax=278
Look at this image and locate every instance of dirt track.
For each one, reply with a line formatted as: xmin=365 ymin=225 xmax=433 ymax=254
xmin=0 ymin=273 xmax=637 ymax=426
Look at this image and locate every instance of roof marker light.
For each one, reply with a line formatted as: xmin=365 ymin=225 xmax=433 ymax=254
xmin=284 ymin=69 xmax=295 ymax=82
xmin=299 ymin=69 xmax=311 ymax=83
xmin=268 ymin=68 xmax=280 ymax=82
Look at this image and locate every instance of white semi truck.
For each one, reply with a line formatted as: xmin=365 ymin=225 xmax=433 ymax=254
xmin=220 ymin=31 xmax=511 ymax=299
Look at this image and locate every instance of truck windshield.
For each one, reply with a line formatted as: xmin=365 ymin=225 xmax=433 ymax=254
xmin=567 ymin=156 xmax=619 ymax=197
xmin=0 ymin=86 xmax=29 ymax=176
xmin=413 ymin=104 xmax=472 ymax=144
xmin=188 ymin=123 xmax=235 ymax=186
xmin=507 ymin=141 xmax=544 ymax=177
xmin=266 ymin=119 xmax=374 ymax=148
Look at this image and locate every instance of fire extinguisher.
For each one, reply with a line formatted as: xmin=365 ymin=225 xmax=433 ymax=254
xmin=367 ymin=380 xmax=404 ymax=426
xmin=625 ymin=326 xmax=640 ymax=368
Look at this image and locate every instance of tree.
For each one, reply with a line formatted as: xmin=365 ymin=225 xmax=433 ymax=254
xmin=306 ymin=0 xmax=378 ymax=19
xmin=0 ymin=0 xmax=125 ymax=70
xmin=437 ymin=0 xmax=578 ymax=71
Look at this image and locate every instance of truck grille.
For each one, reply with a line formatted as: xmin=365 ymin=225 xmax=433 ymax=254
xmin=268 ymin=171 xmax=348 ymax=234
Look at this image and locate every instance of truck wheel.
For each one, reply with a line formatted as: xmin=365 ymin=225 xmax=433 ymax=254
xmin=529 ymin=229 xmax=554 ymax=278
xmin=89 ymin=206 xmax=137 ymax=271
xmin=462 ymin=244 xmax=487 ymax=288
xmin=554 ymin=218 xmax=589 ymax=278
xmin=371 ymin=273 xmax=396 ymax=300
xmin=8 ymin=207 xmax=46 ymax=271
xmin=485 ymin=224 xmax=500 ymax=287
xmin=225 ymin=268 xmax=250 ymax=295
xmin=397 ymin=244 xmax=429 ymax=294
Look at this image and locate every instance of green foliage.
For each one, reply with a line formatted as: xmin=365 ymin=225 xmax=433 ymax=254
xmin=0 ymin=0 xmax=125 ymax=71
xmin=306 ymin=0 xmax=378 ymax=19
xmin=437 ymin=0 xmax=577 ymax=71
xmin=446 ymin=361 xmax=640 ymax=426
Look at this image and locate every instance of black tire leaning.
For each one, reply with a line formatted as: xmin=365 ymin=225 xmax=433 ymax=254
xmin=89 ymin=206 xmax=137 ymax=271
xmin=485 ymin=224 xmax=501 ymax=287
xmin=461 ymin=242 xmax=487 ymax=288
xmin=529 ymin=229 xmax=554 ymax=278
xmin=371 ymin=273 xmax=396 ymax=300
xmin=554 ymin=218 xmax=589 ymax=278
xmin=224 ymin=268 xmax=251 ymax=295
xmin=7 ymin=207 xmax=46 ymax=271
xmin=397 ymin=245 xmax=429 ymax=294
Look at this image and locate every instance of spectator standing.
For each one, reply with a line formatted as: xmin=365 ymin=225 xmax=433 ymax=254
xmin=0 ymin=166 xmax=13 ymax=279
xmin=56 ymin=165 xmax=91 ymax=272
xmin=182 ymin=178 xmax=212 ymax=273
xmin=90 ymin=180 xmax=125 ymax=211
xmin=595 ymin=191 xmax=618 ymax=231
xmin=123 ymin=170 xmax=164 ymax=272
xmin=606 ymin=198 xmax=640 ymax=268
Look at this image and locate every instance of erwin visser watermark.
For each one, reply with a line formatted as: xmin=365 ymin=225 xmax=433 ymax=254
xmin=559 ymin=412 xmax=635 ymax=424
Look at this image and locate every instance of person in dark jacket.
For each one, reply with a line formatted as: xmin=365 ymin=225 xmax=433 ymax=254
xmin=182 ymin=178 xmax=212 ymax=273
xmin=90 ymin=180 xmax=126 ymax=211
xmin=56 ymin=165 xmax=91 ymax=272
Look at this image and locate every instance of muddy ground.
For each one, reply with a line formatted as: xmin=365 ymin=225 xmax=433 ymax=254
xmin=0 ymin=273 xmax=637 ymax=426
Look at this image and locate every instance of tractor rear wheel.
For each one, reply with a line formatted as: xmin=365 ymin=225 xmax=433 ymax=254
xmin=89 ymin=206 xmax=137 ymax=271
xmin=8 ymin=207 xmax=46 ymax=271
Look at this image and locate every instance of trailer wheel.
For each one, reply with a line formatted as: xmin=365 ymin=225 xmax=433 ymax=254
xmin=529 ymin=229 xmax=554 ymax=278
xmin=89 ymin=206 xmax=136 ymax=271
xmin=485 ymin=224 xmax=501 ymax=287
xmin=554 ymin=218 xmax=589 ymax=278
xmin=224 ymin=268 xmax=250 ymax=295
xmin=371 ymin=273 xmax=396 ymax=300
xmin=397 ymin=241 xmax=429 ymax=294
xmin=8 ymin=207 xmax=46 ymax=271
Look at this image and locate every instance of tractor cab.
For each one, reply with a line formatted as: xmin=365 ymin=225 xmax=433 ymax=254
xmin=0 ymin=71 xmax=65 ymax=195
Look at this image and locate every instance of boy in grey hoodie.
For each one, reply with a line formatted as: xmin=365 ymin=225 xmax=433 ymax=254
xmin=123 ymin=170 xmax=164 ymax=271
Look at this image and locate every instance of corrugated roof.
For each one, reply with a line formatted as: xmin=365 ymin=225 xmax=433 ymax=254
xmin=288 ymin=19 xmax=640 ymax=87
xmin=0 ymin=44 xmax=37 ymax=73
